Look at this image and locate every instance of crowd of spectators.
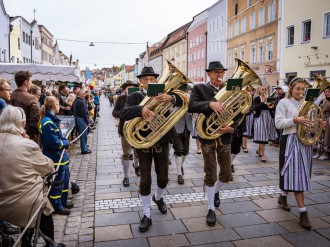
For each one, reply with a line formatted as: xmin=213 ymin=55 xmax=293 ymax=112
xmin=0 ymin=71 xmax=101 ymax=246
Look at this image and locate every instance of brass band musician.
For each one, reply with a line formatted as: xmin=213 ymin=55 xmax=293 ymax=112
xmin=189 ymin=61 xmax=234 ymax=226
xmin=275 ymin=77 xmax=325 ymax=230
xmin=120 ymin=66 xmax=183 ymax=232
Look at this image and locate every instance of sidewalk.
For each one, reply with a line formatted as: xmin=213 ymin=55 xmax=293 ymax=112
xmin=54 ymin=95 xmax=330 ymax=247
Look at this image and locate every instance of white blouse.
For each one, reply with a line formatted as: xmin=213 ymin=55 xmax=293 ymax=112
xmin=275 ymin=98 xmax=303 ymax=135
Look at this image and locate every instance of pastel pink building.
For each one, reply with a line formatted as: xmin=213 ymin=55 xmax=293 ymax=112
xmin=187 ymin=10 xmax=208 ymax=82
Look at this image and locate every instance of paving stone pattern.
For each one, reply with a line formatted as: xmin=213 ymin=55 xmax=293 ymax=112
xmin=49 ymin=96 xmax=330 ymax=246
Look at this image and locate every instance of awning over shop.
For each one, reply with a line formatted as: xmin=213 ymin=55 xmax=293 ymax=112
xmin=0 ymin=63 xmax=80 ymax=88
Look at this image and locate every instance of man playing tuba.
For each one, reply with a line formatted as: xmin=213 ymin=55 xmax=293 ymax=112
xmin=121 ymin=66 xmax=183 ymax=232
xmin=189 ymin=61 xmax=234 ymax=226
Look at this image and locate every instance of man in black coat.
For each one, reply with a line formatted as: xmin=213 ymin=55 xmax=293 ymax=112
xmin=189 ymin=61 xmax=234 ymax=227
xmin=121 ymin=66 xmax=183 ymax=233
xmin=72 ymin=90 xmax=91 ymax=154
xmin=112 ymin=80 xmax=140 ymax=187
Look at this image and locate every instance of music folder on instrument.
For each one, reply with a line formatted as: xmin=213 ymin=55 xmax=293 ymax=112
xmin=226 ymin=78 xmax=243 ymax=91
xmin=267 ymin=97 xmax=276 ymax=103
xmin=128 ymin=87 xmax=140 ymax=95
xmin=147 ymin=83 xmax=165 ymax=97
xmin=305 ymin=88 xmax=320 ymax=101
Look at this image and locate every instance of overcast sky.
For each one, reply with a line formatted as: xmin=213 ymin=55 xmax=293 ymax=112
xmin=4 ymin=0 xmax=217 ymax=69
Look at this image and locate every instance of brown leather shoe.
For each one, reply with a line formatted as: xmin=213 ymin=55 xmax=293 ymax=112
xmin=299 ymin=211 xmax=312 ymax=230
xmin=278 ymin=195 xmax=291 ymax=211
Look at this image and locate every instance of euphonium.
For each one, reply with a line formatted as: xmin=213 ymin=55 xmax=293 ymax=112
xmin=124 ymin=59 xmax=190 ymax=149
xmin=297 ymin=74 xmax=330 ymax=145
xmin=196 ymin=58 xmax=262 ymax=140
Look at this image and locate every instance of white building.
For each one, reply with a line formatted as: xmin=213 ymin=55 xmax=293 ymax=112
xmin=207 ymin=0 xmax=227 ymax=66
xmin=10 ymin=16 xmax=42 ymax=64
xmin=30 ymin=20 xmax=42 ymax=64
xmin=0 ymin=0 xmax=10 ymax=63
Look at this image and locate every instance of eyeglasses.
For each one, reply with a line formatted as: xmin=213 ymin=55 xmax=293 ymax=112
xmin=0 ymin=88 xmax=11 ymax=91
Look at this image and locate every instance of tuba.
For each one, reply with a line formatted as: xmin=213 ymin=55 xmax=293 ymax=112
xmin=124 ymin=59 xmax=190 ymax=149
xmin=297 ymin=74 xmax=330 ymax=145
xmin=196 ymin=58 xmax=262 ymax=140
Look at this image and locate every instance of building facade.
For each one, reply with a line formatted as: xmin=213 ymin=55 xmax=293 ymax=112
xmin=162 ymin=22 xmax=192 ymax=76
xmin=280 ymin=0 xmax=330 ymax=84
xmin=30 ymin=20 xmax=42 ymax=64
xmin=137 ymin=51 xmax=147 ymax=78
xmin=148 ymin=37 xmax=166 ymax=77
xmin=59 ymin=51 xmax=69 ymax=65
xmin=0 ymin=0 xmax=9 ymax=63
xmin=113 ymin=70 xmax=123 ymax=87
xmin=226 ymin=0 xmax=279 ymax=86
xmin=39 ymin=25 xmax=54 ymax=64
xmin=122 ymin=65 xmax=134 ymax=82
xmin=53 ymin=41 xmax=60 ymax=65
xmin=207 ymin=0 xmax=228 ymax=68
xmin=187 ymin=10 xmax=208 ymax=82
xmin=10 ymin=16 xmax=35 ymax=64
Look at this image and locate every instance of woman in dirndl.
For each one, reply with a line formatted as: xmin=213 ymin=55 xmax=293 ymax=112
xmin=275 ymin=77 xmax=320 ymax=230
xmin=252 ymin=85 xmax=274 ymax=162
xmin=242 ymin=88 xmax=255 ymax=153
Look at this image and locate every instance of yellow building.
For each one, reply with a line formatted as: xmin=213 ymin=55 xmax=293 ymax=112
xmin=9 ymin=23 xmax=21 ymax=63
xmin=227 ymin=0 xmax=279 ymax=87
xmin=39 ymin=25 xmax=54 ymax=65
xmin=280 ymin=0 xmax=330 ymax=84
xmin=113 ymin=71 xmax=123 ymax=87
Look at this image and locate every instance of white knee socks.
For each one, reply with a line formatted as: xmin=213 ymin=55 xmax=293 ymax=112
xmin=141 ymin=194 xmax=151 ymax=218
xmin=133 ymin=157 xmax=139 ymax=168
xmin=182 ymin=155 xmax=186 ymax=164
xmin=122 ymin=159 xmax=130 ymax=178
xmin=205 ymin=185 xmax=215 ymax=211
xmin=214 ymin=180 xmax=223 ymax=193
xmin=175 ymin=156 xmax=183 ymax=176
xmin=154 ymin=186 xmax=164 ymax=201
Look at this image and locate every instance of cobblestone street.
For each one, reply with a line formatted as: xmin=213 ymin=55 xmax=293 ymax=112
xmin=53 ymin=96 xmax=330 ymax=247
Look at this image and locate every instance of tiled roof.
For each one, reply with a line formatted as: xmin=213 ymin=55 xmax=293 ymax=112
xmin=149 ymin=37 xmax=167 ymax=60
xmin=125 ymin=65 xmax=134 ymax=73
xmin=162 ymin=21 xmax=192 ymax=49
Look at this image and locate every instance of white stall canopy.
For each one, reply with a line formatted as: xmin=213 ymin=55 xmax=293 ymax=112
xmin=0 ymin=63 xmax=80 ymax=89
